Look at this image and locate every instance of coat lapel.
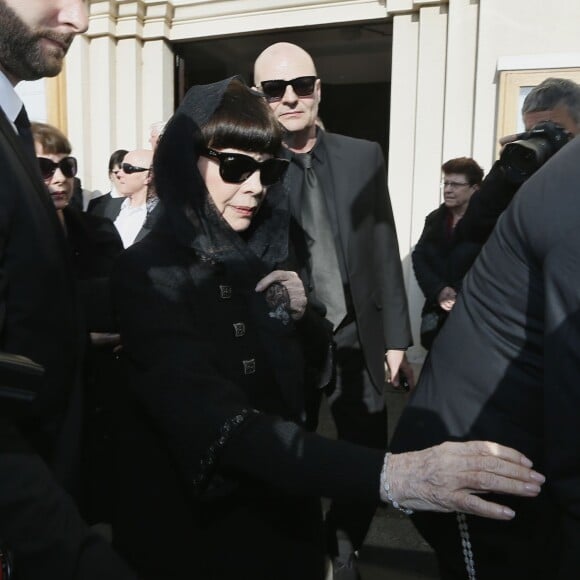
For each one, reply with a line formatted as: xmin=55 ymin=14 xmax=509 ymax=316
xmin=0 ymin=107 xmax=48 ymax=202
xmin=320 ymin=134 xmax=353 ymax=272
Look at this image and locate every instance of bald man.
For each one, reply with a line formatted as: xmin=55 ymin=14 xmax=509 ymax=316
xmin=254 ymin=43 xmax=412 ymax=578
xmin=114 ymin=148 xmax=156 ymax=248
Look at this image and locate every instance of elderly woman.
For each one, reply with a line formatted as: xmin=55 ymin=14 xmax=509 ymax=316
xmin=110 ymin=78 xmax=543 ymax=580
xmin=413 ymin=157 xmax=484 ymax=349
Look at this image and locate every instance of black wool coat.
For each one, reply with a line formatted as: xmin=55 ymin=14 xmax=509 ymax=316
xmin=111 ymin=224 xmax=383 ymax=580
xmin=412 ymin=203 xmax=482 ymax=313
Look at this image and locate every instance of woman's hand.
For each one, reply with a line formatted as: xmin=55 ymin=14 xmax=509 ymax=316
xmin=384 ymin=441 xmax=545 ymax=520
xmin=437 ymin=286 xmax=457 ymax=312
xmin=255 ymin=270 xmax=307 ymax=320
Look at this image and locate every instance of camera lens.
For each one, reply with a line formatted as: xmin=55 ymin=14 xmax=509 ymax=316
xmin=501 ymin=137 xmax=553 ymax=184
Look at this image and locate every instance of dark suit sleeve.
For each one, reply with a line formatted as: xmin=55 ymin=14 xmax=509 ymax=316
xmin=513 ymin=148 xmax=580 ymax=578
xmin=453 ymin=160 xmax=520 ymax=245
xmin=370 ymin=143 xmax=412 ymax=349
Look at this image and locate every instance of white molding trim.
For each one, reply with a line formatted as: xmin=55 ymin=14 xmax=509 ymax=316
xmin=88 ymin=0 xmax=390 ymax=41
xmin=386 ymin=0 xmax=448 ymax=16
xmin=497 ymin=53 xmax=580 ymax=72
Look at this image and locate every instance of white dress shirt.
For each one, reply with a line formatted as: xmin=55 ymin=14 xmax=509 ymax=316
xmin=114 ymin=197 xmax=147 ymax=248
xmin=0 ymin=69 xmax=24 ymax=130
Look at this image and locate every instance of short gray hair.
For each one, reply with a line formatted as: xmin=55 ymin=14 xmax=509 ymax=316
xmin=522 ymin=77 xmax=580 ymax=125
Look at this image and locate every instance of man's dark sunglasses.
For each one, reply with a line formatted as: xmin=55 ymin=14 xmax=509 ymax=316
xmin=37 ymin=156 xmax=78 ymax=180
xmin=201 ymin=148 xmax=289 ymax=186
xmin=260 ymin=76 xmax=317 ymax=102
xmin=121 ymin=162 xmax=150 ymax=174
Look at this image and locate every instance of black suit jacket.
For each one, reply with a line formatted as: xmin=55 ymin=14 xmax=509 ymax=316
xmin=87 ymin=192 xmax=124 ymax=221
xmin=392 ymin=136 xmax=580 ymax=578
xmin=0 ymin=107 xmax=135 ymax=579
xmin=284 ymin=131 xmax=411 ymax=392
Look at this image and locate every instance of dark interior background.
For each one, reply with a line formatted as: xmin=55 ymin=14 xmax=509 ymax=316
xmin=172 ymin=21 xmax=393 ymax=157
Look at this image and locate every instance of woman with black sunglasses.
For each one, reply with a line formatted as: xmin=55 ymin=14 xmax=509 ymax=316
xmin=31 ymin=122 xmax=124 ymax=284
xmin=109 ymin=78 xmax=543 ymax=580
xmin=31 ymin=122 xmax=125 ymax=525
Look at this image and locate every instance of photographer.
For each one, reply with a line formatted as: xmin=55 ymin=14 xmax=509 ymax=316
xmin=453 ymin=77 xmax=580 ymax=250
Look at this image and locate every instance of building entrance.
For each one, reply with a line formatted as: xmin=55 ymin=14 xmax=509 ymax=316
xmin=173 ymin=21 xmax=393 ymax=156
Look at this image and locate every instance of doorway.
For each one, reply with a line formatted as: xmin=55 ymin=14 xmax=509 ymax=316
xmin=173 ymin=21 xmax=393 ymax=156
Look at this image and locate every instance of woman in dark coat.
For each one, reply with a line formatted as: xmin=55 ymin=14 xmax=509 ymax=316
xmin=32 ymin=122 xmax=124 ymax=523
xmin=413 ymin=157 xmax=484 ymax=349
xmin=110 ymin=78 xmax=544 ymax=580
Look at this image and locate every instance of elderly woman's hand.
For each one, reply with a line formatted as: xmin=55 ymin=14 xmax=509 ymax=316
xmin=383 ymin=441 xmax=545 ymax=520
xmin=255 ymin=270 xmax=307 ymax=320
xmin=437 ymin=286 xmax=457 ymax=312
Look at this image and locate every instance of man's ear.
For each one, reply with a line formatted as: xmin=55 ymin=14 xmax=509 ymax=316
xmin=315 ymin=78 xmax=322 ymax=103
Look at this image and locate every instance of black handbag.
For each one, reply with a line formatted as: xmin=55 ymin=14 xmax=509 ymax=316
xmin=0 ymin=351 xmax=44 ymax=414
xmin=420 ymin=309 xmax=447 ymax=350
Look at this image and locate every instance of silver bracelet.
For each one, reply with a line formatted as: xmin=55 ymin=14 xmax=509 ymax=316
xmin=380 ymin=452 xmax=414 ymax=515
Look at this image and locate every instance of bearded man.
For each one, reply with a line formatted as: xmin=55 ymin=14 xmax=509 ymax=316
xmin=0 ymin=2 xmax=137 ymax=578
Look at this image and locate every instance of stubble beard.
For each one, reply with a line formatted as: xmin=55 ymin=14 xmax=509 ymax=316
xmin=0 ymin=3 xmax=73 ymax=82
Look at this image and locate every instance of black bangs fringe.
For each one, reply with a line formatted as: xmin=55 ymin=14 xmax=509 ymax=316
xmin=201 ymin=79 xmax=282 ymax=155
xmin=207 ymin=120 xmax=280 ymax=155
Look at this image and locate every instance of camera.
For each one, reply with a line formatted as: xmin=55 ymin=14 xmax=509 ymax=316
xmin=499 ymin=120 xmax=571 ymax=184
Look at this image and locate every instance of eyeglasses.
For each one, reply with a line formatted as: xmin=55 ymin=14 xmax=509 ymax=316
xmin=441 ymin=180 xmax=470 ymax=189
xmin=201 ymin=148 xmax=289 ymax=186
xmin=37 ymin=156 xmax=78 ymax=181
xmin=260 ymin=76 xmax=317 ymax=102
xmin=121 ymin=162 xmax=150 ymax=174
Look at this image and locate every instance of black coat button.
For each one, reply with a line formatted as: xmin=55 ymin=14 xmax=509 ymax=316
xmin=219 ymin=285 xmax=232 ymax=299
xmin=233 ymin=322 xmax=246 ymax=337
xmin=242 ymin=359 xmax=256 ymax=375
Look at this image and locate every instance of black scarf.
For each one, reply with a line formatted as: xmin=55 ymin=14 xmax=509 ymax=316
xmin=153 ymin=76 xmax=290 ymax=277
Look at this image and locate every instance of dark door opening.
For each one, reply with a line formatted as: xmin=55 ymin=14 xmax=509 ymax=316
xmin=173 ymin=21 xmax=392 ymax=156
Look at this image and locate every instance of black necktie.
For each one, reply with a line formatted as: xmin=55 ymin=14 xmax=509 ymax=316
xmin=14 ymin=106 xmax=37 ymax=163
xmin=295 ymin=152 xmax=346 ymax=330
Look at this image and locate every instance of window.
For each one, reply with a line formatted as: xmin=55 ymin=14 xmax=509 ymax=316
xmin=496 ymin=68 xmax=580 ymax=155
